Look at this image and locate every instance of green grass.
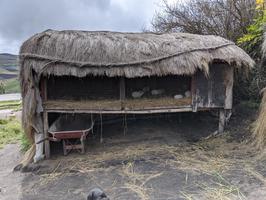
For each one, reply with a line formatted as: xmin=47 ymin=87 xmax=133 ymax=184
xmin=0 ymin=100 xmax=21 ymax=110
xmin=3 ymin=78 xmax=20 ymax=93
xmin=0 ymin=117 xmax=30 ymax=151
xmin=0 ymin=68 xmax=16 ymax=74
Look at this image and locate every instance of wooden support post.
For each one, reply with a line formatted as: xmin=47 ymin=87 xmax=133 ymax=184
xmin=43 ymin=111 xmax=50 ymax=158
xmin=120 ymin=77 xmax=125 ymax=100
xmin=191 ymin=76 xmax=198 ymax=112
xmin=120 ymin=77 xmax=125 ymax=110
xmin=218 ymin=109 xmax=226 ymax=134
xmin=224 ymin=67 xmax=234 ymax=110
xmin=41 ymin=77 xmax=50 ymax=158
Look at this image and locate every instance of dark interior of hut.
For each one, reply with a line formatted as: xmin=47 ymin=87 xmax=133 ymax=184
xmin=46 ymin=76 xmax=121 ymax=100
xmin=48 ymin=112 xmax=212 ymax=156
xmin=45 ymin=75 xmax=192 ymax=108
xmin=44 ymin=75 xmax=193 ymax=155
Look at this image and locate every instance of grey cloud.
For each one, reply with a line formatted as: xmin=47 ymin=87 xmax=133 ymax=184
xmin=0 ymin=0 xmax=159 ymax=53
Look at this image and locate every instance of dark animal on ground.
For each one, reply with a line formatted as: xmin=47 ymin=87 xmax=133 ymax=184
xmin=87 ymin=188 xmax=109 ymax=200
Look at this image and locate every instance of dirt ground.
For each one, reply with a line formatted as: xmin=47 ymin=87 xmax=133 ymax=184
xmin=1 ymin=104 xmax=266 ymax=200
xmin=0 ymin=144 xmax=24 ymax=200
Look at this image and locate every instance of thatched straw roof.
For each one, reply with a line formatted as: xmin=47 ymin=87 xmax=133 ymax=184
xmin=20 ymin=29 xmax=254 ymax=80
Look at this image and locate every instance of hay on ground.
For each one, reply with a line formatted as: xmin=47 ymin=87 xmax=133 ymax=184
xmin=253 ymin=89 xmax=266 ymax=150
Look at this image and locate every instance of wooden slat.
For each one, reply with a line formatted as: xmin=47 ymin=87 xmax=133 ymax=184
xmin=191 ymin=75 xmax=198 ymax=112
xmin=44 ymin=97 xmax=191 ymax=109
xmin=45 ymin=107 xmax=193 ymax=114
xmin=120 ymin=77 xmax=125 ymax=100
xmin=224 ymin=67 xmax=234 ymax=109
xmin=218 ymin=109 xmax=226 ymax=133
xmin=43 ymin=111 xmax=50 ymax=158
xmin=43 ymin=100 xmax=122 ymax=111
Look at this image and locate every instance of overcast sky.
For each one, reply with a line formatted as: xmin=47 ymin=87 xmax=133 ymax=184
xmin=0 ymin=0 xmax=177 ymax=54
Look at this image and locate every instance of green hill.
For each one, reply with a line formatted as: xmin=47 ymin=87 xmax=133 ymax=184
xmin=0 ymin=53 xmax=20 ymax=93
xmin=0 ymin=53 xmax=18 ymax=67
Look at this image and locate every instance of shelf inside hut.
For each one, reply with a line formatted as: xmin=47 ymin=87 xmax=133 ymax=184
xmin=42 ymin=74 xmax=193 ymax=113
xmin=43 ymin=97 xmax=192 ymax=112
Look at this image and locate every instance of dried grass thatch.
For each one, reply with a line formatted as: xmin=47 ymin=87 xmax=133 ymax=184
xmin=253 ymin=89 xmax=266 ymax=150
xmin=20 ymin=30 xmax=254 ymax=79
xmin=262 ymin=32 xmax=266 ymax=59
xmin=19 ymin=29 xmax=254 ymax=141
xmin=253 ymin=32 xmax=266 ymax=150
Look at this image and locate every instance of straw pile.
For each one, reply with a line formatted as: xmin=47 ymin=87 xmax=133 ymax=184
xmin=253 ymin=89 xmax=266 ymax=149
xmin=253 ymin=33 xmax=266 ymax=150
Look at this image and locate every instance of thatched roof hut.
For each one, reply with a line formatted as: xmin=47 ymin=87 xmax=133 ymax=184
xmin=19 ymin=30 xmax=254 ymax=159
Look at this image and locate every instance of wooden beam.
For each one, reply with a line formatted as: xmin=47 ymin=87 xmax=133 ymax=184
xmin=224 ymin=67 xmax=234 ymax=109
xmin=218 ymin=109 xmax=226 ymax=134
xmin=207 ymin=78 xmax=213 ymax=107
xmin=43 ymin=111 xmax=50 ymax=158
xmin=45 ymin=107 xmax=193 ymax=114
xmin=191 ymin=75 xmax=198 ymax=112
xmin=120 ymin=77 xmax=125 ymax=100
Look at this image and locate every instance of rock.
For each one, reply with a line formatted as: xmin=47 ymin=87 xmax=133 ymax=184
xmin=174 ymin=94 xmax=184 ymax=99
xmin=151 ymin=89 xmax=165 ymax=96
xmin=132 ymin=91 xmax=144 ymax=99
xmin=185 ymin=91 xmax=191 ymax=97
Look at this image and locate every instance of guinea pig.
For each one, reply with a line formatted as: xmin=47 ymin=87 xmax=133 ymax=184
xmin=87 ymin=187 xmax=109 ymax=200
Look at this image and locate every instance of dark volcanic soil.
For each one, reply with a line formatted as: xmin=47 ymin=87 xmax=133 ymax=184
xmin=1 ymin=105 xmax=266 ymax=200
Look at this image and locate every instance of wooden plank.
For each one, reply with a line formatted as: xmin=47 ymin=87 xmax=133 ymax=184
xmin=43 ymin=111 xmax=50 ymax=158
xmin=192 ymin=70 xmax=209 ymax=109
xmin=120 ymin=77 xmax=125 ymax=100
xmin=43 ymin=97 xmax=191 ymax=111
xmin=224 ymin=67 xmax=234 ymax=109
xmin=207 ymin=77 xmax=213 ymax=107
xmin=45 ymin=107 xmax=193 ymax=114
xmin=43 ymin=100 xmax=122 ymax=111
xmin=210 ymin=64 xmax=226 ymax=107
xmin=191 ymin=75 xmax=198 ymax=112
xmin=218 ymin=109 xmax=226 ymax=133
